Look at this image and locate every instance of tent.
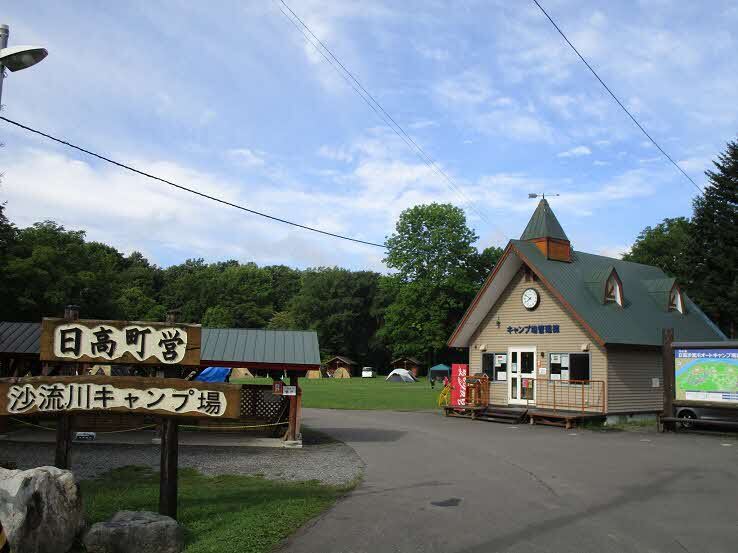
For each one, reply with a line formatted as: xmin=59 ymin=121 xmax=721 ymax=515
xmin=231 ymin=367 xmax=253 ymax=379
xmin=332 ymin=367 xmax=351 ymax=379
xmin=195 ymin=367 xmax=232 ymax=383
xmin=306 ymin=369 xmax=323 ymax=379
xmin=427 ymin=364 xmax=451 ymax=381
xmin=385 ymin=368 xmax=418 ymax=383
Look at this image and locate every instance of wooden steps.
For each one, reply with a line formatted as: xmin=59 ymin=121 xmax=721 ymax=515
xmin=443 ymin=405 xmax=527 ymax=424
xmin=444 ymin=404 xmax=604 ymax=429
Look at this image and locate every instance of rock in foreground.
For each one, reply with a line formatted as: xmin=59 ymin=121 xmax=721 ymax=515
xmin=0 ymin=466 xmax=85 ymax=553
xmin=84 ymin=510 xmax=184 ymax=553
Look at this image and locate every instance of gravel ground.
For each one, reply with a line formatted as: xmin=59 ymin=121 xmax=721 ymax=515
xmin=0 ymin=428 xmax=364 ymax=486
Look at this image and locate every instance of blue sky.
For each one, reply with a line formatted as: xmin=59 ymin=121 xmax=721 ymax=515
xmin=1 ymin=0 xmax=737 ymax=271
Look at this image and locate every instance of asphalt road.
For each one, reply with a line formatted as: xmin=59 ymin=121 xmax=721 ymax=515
xmin=280 ymin=409 xmax=738 ymax=553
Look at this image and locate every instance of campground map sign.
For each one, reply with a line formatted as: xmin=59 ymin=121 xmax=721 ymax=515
xmin=675 ymin=348 xmax=738 ymax=404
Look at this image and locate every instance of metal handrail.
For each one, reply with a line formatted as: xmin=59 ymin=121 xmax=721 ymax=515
xmin=534 ymin=379 xmax=606 ymax=413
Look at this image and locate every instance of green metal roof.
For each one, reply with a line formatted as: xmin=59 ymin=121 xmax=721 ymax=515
xmin=520 ymin=199 xmax=569 ymax=242
xmin=200 ymin=328 xmax=321 ymax=366
xmin=511 ymin=240 xmax=726 ymax=346
xmin=0 ymin=321 xmax=41 ymax=355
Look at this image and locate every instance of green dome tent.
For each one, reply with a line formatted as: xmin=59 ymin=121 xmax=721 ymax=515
xmin=427 ymin=364 xmax=451 ymax=380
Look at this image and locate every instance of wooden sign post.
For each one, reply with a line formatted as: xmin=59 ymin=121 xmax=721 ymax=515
xmin=661 ymin=328 xmax=675 ymax=432
xmin=0 ymin=313 xmax=234 ymax=521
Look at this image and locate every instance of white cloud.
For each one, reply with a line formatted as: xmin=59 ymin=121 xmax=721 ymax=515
xmin=434 ymin=70 xmax=493 ymax=105
xmin=558 ymin=146 xmax=592 ymax=158
xmin=227 ymin=148 xmax=265 ymax=168
xmin=0 ymin=148 xmax=383 ymax=269
xmin=414 ymin=44 xmax=450 ymax=62
xmin=598 ymin=244 xmax=630 ymax=259
xmin=317 ymin=145 xmax=354 ymax=163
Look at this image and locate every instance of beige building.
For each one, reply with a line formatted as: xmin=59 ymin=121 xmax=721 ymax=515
xmin=448 ymin=199 xmax=726 ymax=416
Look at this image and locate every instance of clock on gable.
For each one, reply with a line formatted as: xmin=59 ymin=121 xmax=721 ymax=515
xmin=522 ymin=288 xmax=540 ymax=311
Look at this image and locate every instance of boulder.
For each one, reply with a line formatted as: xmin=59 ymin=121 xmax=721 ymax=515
xmin=0 ymin=466 xmax=84 ymax=553
xmin=83 ymin=511 xmax=184 ymax=553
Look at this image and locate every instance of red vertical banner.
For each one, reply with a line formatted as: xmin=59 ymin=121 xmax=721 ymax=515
xmin=451 ymin=364 xmax=469 ymax=407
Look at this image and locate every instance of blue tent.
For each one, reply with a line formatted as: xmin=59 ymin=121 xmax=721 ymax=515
xmin=195 ymin=367 xmax=232 ymax=383
xmin=427 ymin=364 xmax=450 ymax=380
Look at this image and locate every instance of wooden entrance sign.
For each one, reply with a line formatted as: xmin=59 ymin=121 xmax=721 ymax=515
xmin=0 ymin=376 xmax=240 ymax=419
xmin=1 ymin=315 xmax=220 ymax=520
xmin=39 ymin=318 xmax=201 ymax=366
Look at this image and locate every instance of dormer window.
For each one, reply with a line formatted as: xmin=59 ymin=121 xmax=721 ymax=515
xmin=669 ymin=284 xmax=684 ymax=314
xmin=604 ymin=271 xmax=623 ymax=306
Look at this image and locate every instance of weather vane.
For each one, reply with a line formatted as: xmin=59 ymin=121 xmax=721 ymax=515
xmin=528 ymin=193 xmax=560 ymax=199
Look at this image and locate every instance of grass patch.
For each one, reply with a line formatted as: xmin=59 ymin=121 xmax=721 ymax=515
xmin=233 ymin=377 xmax=441 ymax=410
xmin=80 ymin=466 xmax=350 ymax=553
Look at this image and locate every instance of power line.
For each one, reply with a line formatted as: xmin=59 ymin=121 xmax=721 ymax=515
xmin=0 ymin=115 xmax=386 ymax=248
xmin=531 ymin=0 xmax=702 ymax=194
xmin=276 ymin=0 xmax=501 ymax=232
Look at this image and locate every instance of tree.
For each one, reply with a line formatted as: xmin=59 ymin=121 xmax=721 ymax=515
xmin=379 ymin=203 xmax=487 ymax=364
xmin=202 ymin=305 xmax=235 ymax=328
xmin=683 ymin=139 xmax=738 ymax=337
xmin=0 ymin=204 xmax=18 ymax=319
xmin=622 ymin=217 xmax=691 ymax=278
xmin=384 ymin=203 xmax=479 ymax=283
xmin=287 ymin=267 xmax=383 ymax=364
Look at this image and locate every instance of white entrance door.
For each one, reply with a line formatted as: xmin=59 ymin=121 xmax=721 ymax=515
xmin=508 ymin=346 xmax=536 ymax=405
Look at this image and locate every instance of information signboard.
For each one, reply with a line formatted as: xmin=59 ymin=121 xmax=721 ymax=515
xmin=674 ymin=348 xmax=738 ymax=404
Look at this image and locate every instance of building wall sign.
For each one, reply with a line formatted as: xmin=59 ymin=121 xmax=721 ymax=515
xmin=40 ymin=318 xmax=201 ymax=365
xmin=506 ymin=324 xmax=560 ymax=335
xmin=675 ymin=348 xmax=738 ymax=404
xmin=0 ymin=376 xmax=240 ymax=419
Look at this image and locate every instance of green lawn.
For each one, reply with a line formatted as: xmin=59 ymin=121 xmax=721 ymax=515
xmin=79 ymin=466 xmax=351 ymax=553
xmin=233 ymin=376 xmax=441 ymax=410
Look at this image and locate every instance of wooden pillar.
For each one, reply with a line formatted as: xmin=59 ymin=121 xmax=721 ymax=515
xmin=159 ymin=417 xmax=179 ymax=519
xmin=287 ymin=374 xmax=298 ymax=441
xmin=662 ymin=328 xmax=675 ymax=432
xmin=54 ymin=415 xmax=73 ymax=469
xmin=295 ymin=379 xmax=302 ymax=439
xmin=54 ymin=304 xmax=80 ymax=469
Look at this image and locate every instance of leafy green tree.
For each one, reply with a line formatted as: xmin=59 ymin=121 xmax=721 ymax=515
xmin=287 ymin=267 xmax=382 ymax=364
xmin=384 ymin=203 xmax=479 ymax=283
xmin=267 ymin=310 xmax=297 ymax=330
xmin=379 ymin=203 xmax=487 ymax=364
xmin=0 ymin=204 xmax=18 ymax=319
xmin=202 ymin=305 xmax=235 ymax=328
xmin=264 ymin=265 xmax=302 ymax=312
xmin=623 ymin=217 xmax=691 ymax=278
xmin=684 ymin=139 xmax=738 ymax=337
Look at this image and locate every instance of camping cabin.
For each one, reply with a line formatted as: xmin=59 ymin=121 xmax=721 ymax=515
xmin=390 ymin=356 xmax=423 ymax=378
xmin=324 ymin=356 xmax=357 ymax=378
xmin=448 ymin=199 xmax=726 ymax=419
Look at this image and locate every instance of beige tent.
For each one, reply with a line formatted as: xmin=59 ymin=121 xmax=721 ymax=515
xmin=231 ymin=367 xmax=253 ymax=379
xmin=332 ymin=367 xmax=351 ymax=379
xmin=89 ymin=365 xmax=111 ymax=376
xmin=306 ymin=369 xmax=323 ymax=379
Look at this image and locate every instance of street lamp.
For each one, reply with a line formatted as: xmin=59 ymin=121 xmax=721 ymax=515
xmin=0 ymin=24 xmax=48 ymax=106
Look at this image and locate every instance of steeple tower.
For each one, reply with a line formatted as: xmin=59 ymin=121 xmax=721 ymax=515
xmin=521 ymin=199 xmax=572 ymax=262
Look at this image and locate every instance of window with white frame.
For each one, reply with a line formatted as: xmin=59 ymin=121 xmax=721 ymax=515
xmin=549 ymin=352 xmax=590 ymax=383
xmin=482 ymin=352 xmax=508 ymax=381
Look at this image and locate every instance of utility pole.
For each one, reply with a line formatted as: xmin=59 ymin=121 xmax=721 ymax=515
xmin=0 ymin=25 xmax=8 ymax=106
